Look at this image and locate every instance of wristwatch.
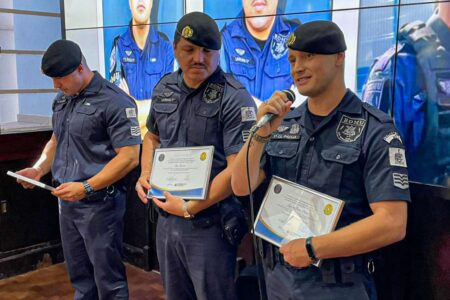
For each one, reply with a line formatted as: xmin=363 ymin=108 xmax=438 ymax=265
xmin=305 ymin=236 xmax=319 ymax=263
xmin=252 ymin=133 xmax=271 ymax=144
xmin=182 ymin=201 xmax=194 ymax=219
xmin=82 ymin=180 xmax=95 ymax=197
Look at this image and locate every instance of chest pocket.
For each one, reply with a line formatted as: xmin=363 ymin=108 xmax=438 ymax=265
xmin=189 ymin=102 xmax=220 ymax=146
xmin=266 ymin=141 xmax=299 ymax=181
xmin=72 ymin=105 xmax=98 ymax=137
xmin=229 ymin=59 xmax=256 ymax=82
xmin=153 ymin=101 xmax=179 ymax=143
xmin=52 ymin=102 xmax=67 ymax=138
xmin=144 ymin=58 xmax=163 ymax=76
xmin=319 ymin=145 xmax=360 ymax=196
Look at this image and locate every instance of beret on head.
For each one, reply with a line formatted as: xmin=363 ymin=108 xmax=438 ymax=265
xmin=175 ymin=12 xmax=221 ymax=50
xmin=41 ymin=39 xmax=82 ymax=77
xmin=287 ymin=20 xmax=347 ymax=54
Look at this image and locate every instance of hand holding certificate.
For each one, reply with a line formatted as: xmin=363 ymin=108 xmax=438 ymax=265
xmin=149 ymin=146 xmax=214 ymax=200
xmin=254 ymin=176 xmax=344 ymax=266
xmin=7 ymin=171 xmax=55 ymax=191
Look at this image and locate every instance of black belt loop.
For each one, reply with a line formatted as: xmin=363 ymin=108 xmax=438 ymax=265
xmin=340 ymin=257 xmax=356 ymax=284
xmin=320 ymin=260 xmax=336 ymax=284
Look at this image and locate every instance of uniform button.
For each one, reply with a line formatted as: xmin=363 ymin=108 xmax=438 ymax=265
xmin=309 ymin=137 xmax=315 ymax=142
xmin=279 ymin=150 xmax=284 ymax=155
xmin=336 ymin=154 xmax=341 ymax=160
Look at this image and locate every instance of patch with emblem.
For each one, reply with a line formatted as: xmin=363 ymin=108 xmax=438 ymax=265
xmin=242 ymin=130 xmax=250 ymax=142
xmin=126 ymin=108 xmax=137 ymax=118
xmin=125 ymin=50 xmax=132 ymax=56
xmin=336 ymin=115 xmax=367 ymax=143
xmin=272 ymin=123 xmax=301 ymax=140
xmin=389 ymin=147 xmax=407 ymax=167
xmin=130 ymin=126 xmax=141 ymax=136
xmin=276 ymin=125 xmax=290 ymax=133
xmin=159 ymin=91 xmax=177 ymax=103
xmin=393 ymin=173 xmax=409 ymax=189
xmin=363 ymin=79 xmax=384 ymax=107
xmin=203 ymin=83 xmax=224 ymax=104
xmin=181 ymin=26 xmax=193 ymax=39
xmin=235 ymin=48 xmax=246 ymax=56
xmin=384 ymin=131 xmax=403 ymax=144
xmin=241 ymin=107 xmax=256 ymax=122
xmin=271 ymin=33 xmax=289 ymax=59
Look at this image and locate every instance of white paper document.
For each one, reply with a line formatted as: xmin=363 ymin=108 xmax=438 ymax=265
xmin=149 ymin=146 xmax=214 ymax=200
xmin=7 ymin=171 xmax=55 ymax=191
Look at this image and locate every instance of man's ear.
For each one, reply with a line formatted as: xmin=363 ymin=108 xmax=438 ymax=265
xmin=335 ymin=52 xmax=345 ymax=66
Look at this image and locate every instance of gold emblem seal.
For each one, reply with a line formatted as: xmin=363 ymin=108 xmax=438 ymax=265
xmin=181 ymin=26 xmax=193 ymax=39
xmin=200 ymin=152 xmax=207 ymax=161
xmin=323 ymin=204 xmax=333 ymax=215
xmin=287 ymin=33 xmax=296 ymax=46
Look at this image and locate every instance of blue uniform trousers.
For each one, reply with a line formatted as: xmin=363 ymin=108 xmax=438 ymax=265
xmin=59 ymin=189 xmax=128 ymax=300
xmin=264 ymin=257 xmax=377 ymax=300
xmin=156 ymin=214 xmax=237 ymax=300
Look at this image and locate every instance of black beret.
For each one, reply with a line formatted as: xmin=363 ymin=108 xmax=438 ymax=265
xmin=41 ymin=39 xmax=82 ymax=77
xmin=287 ymin=20 xmax=347 ymax=54
xmin=175 ymin=12 xmax=221 ymax=50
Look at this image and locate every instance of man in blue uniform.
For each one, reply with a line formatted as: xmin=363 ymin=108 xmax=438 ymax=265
xmin=135 ymin=12 xmax=256 ymax=300
xmin=232 ymin=21 xmax=410 ymax=299
xmin=362 ymin=3 xmax=450 ymax=187
xmin=221 ymin=0 xmax=299 ymax=105
xmin=16 ymin=40 xmax=141 ymax=299
xmin=110 ymin=0 xmax=174 ymax=136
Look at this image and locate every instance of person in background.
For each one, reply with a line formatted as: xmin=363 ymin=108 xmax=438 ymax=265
xmin=110 ymin=0 xmax=174 ymax=136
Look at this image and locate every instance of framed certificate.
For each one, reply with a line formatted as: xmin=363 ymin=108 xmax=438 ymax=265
xmin=254 ymin=176 xmax=344 ymax=253
xmin=7 ymin=171 xmax=55 ymax=191
xmin=149 ymin=146 xmax=214 ymax=200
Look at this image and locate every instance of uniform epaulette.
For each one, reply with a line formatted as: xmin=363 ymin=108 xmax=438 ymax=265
xmin=224 ymin=73 xmax=244 ymax=90
xmin=362 ymin=102 xmax=392 ymax=123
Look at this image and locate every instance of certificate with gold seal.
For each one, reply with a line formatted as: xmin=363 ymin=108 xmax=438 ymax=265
xmin=254 ymin=176 xmax=344 ymax=248
xmin=149 ymin=146 xmax=214 ymax=200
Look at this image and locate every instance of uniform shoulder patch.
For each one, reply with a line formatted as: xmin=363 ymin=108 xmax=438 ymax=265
xmin=362 ymin=102 xmax=392 ymax=123
xmin=336 ymin=115 xmax=367 ymax=143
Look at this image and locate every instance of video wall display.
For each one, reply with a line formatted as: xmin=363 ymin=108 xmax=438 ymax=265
xmin=88 ymin=0 xmax=449 ymax=187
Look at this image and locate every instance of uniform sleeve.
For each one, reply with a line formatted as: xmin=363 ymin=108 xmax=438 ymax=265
xmin=221 ymin=87 xmax=256 ymax=156
xmin=146 ymin=104 xmax=159 ymax=136
xmin=164 ymin=40 xmax=175 ymax=74
xmin=363 ymin=121 xmax=411 ymax=203
xmin=105 ymin=92 xmax=142 ymax=148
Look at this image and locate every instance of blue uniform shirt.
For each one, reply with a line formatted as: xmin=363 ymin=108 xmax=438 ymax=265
xmin=362 ymin=14 xmax=450 ymax=185
xmin=147 ymin=67 xmax=256 ymax=183
xmin=264 ymin=90 xmax=411 ymax=228
xmin=110 ymin=25 xmax=174 ymax=100
xmin=52 ymin=72 xmax=141 ymax=184
xmin=221 ymin=12 xmax=299 ymax=101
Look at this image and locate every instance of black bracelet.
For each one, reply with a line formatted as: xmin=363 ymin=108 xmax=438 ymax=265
xmin=305 ymin=236 xmax=318 ymax=263
xmin=82 ymin=180 xmax=95 ymax=196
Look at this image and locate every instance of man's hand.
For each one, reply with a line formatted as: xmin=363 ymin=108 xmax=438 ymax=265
xmin=136 ymin=175 xmax=151 ymax=204
xmin=279 ymin=238 xmax=313 ymax=268
xmin=152 ymin=192 xmax=186 ymax=217
xmin=256 ymin=91 xmax=292 ymax=137
xmin=16 ymin=167 xmax=43 ymax=189
xmin=52 ymin=182 xmax=86 ymax=201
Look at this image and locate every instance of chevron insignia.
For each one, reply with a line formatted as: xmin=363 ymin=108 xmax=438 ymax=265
xmin=392 ymin=173 xmax=409 ymax=189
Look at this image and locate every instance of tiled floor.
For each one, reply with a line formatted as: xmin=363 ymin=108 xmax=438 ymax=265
xmin=0 ymin=263 xmax=165 ymax=300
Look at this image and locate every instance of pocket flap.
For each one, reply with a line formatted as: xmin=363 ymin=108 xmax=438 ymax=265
xmin=321 ymin=145 xmax=360 ymax=164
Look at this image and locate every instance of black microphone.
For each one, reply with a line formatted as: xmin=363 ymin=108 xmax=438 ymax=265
xmin=251 ymin=89 xmax=295 ymax=132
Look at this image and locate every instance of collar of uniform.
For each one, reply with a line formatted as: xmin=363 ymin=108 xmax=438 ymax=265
xmin=175 ymin=67 xmax=223 ymax=91
xmin=335 ymin=89 xmax=363 ymax=115
xmin=230 ymin=10 xmax=289 ymax=39
xmin=428 ymin=14 xmax=450 ymax=50
xmin=122 ymin=22 xmax=159 ymax=47
xmin=79 ymin=71 xmax=103 ymax=96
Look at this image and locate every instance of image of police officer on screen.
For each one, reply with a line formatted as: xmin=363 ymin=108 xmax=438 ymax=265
xmin=110 ymin=0 xmax=174 ymax=137
xmin=134 ymin=12 xmax=256 ymax=300
xmin=15 ymin=40 xmax=141 ymax=299
xmin=231 ymin=21 xmax=411 ymax=299
xmin=221 ymin=0 xmax=299 ymax=106
xmin=362 ymin=2 xmax=450 ymax=187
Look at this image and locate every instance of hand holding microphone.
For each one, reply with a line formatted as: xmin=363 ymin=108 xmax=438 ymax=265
xmin=251 ymin=89 xmax=295 ymax=135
